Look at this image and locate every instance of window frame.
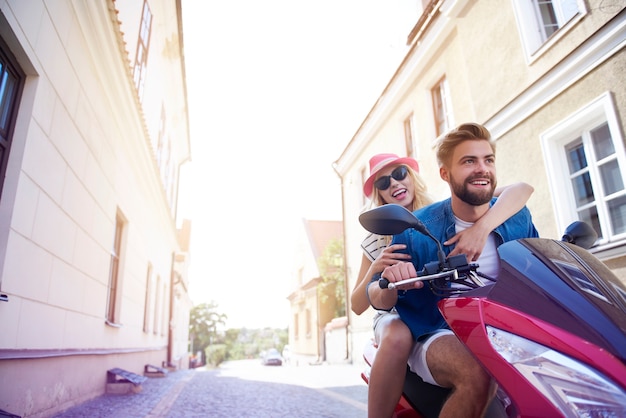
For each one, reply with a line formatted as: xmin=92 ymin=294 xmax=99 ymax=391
xmin=133 ymin=0 xmax=152 ymax=100
xmin=403 ymin=112 xmax=416 ymax=159
xmin=541 ymin=92 xmax=626 ymax=254
xmin=0 ymin=36 xmax=25 ymax=205
xmin=143 ymin=264 xmax=153 ymax=333
xmin=293 ymin=312 xmax=299 ymax=340
xmin=106 ymin=211 xmax=127 ymax=326
xmin=511 ymin=0 xmax=586 ymax=63
xmin=305 ymin=308 xmax=312 ymax=338
xmin=431 ymin=76 xmax=453 ymax=138
xmin=153 ymin=275 xmax=162 ymax=334
xmin=160 ymin=281 xmax=168 ymax=336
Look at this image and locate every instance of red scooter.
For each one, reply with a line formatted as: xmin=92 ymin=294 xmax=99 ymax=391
xmin=358 ymin=204 xmax=626 ymax=418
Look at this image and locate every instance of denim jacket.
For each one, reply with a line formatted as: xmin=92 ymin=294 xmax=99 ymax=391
xmin=387 ymin=198 xmax=539 ymax=340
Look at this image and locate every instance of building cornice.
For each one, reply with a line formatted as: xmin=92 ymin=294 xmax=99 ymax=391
xmin=484 ymin=10 xmax=626 ymax=139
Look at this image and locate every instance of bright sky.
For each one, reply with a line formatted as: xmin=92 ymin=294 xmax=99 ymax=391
xmin=180 ymin=1 xmax=413 ymax=329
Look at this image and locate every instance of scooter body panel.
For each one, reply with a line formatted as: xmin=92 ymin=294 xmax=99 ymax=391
xmin=356 ymin=207 xmax=625 ymax=417
xmin=439 ymin=238 xmax=626 ymax=417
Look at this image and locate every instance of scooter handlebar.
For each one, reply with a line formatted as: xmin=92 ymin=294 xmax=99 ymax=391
xmin=379 ymin=270 xmax=461 ymax=290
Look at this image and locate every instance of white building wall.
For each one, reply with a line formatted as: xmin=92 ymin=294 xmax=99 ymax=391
xmin=0 ymin=0 xmax=192 ymax=416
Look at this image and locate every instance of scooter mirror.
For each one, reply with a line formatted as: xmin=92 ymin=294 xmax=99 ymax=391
xmin=562 ymin=221 xmax=598 ymax=249
xmin=359 ymin=204 xmax=423 ymax=235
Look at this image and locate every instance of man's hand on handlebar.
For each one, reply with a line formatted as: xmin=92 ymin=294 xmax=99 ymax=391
xmin=381 ymin=262 xmax=425 ymax=290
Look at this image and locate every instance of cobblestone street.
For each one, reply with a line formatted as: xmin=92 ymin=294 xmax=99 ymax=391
xmin=53 ymin=361 xmax=368 ymax=418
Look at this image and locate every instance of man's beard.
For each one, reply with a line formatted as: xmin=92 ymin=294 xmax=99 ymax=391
xmin=450 ymin=174 xmax=497 ymax=206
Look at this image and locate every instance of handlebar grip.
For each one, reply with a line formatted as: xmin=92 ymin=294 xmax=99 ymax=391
xmin=378 ymin=278 xmax=390 ymax=289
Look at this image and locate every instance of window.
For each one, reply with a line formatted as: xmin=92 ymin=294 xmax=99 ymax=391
xmin=512 ymin=0 xmax=585 ymax=59
xmin=0 ymin=37 xmax=25 ymax=202
xmin=403 ymin=113 xmax=416 ymax=158
xmin=541 ymin=93 xmax=626 ymax=249
xmin=161 ymin=283 xmax=168 ymax=336
xmin=154 ymin=275 xmax=161 ymax=334
xmin=360 ymin=165 xmax=367 ymax=207
xmin=143 ymin=264 xmax=153 ymax=333
xmin=133 ymin=0 xmax=152 ymax=99
xmin=106 ymin=212 xmax=126 ymax=325
xmin=431 ymin=76 xmax=452 ymax=137
xmin=156 ymin=105 xmax=174 ymax=208
xmin=293 ymin=313 xmax=299 ymax=340
xmin=305 ymin=308 xmax=312 ymax=338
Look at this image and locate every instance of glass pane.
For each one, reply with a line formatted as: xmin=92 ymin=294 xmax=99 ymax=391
xmin=0 ymin=66 xmax=6 ymax=96
xmin=608 ymin=195 xmax=626 ymax=235
xmin=599 ymin=160 xmax=624 ymax=195
xmin=591 ymin=123 xmax=614 ymax=160
xmin=566 ymin=139 xmax=586 ymax=173
xmin=571 ymin=172 xmax=594 ymax=206
xmin=537 ymin=1 xmax=558 ymax=36
xmin=578 ymin=205 xmax=602 ymax=241
xmin=0 ymin=71 xmax=16 ymax=131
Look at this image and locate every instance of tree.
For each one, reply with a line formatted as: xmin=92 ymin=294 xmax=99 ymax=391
xmin=189 ymin=301 xmax=227 ymax=364
xmin=317 ymin=237 xmax=346 ymax=317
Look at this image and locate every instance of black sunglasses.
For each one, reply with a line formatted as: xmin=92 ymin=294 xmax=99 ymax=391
xmin=374 ymin=165 xmax=409 ymax=191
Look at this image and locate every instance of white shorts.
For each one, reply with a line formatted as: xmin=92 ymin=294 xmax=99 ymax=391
xmin=372 ymin=309 xmax=399 ymax=344
xmin=407 ymin=329 xmax=454 ymax=386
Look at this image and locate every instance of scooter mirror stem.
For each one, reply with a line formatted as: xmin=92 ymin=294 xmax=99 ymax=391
xmin=359 ymin=204 xmax=447 ymax=268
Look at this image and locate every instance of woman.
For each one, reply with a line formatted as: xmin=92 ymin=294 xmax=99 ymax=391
xmin=352 ymin=153 xmax=533 ymax=418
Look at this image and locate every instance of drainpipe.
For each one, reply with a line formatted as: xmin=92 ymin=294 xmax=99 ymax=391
xmin=332 ymin=161 xmax=351 ymax=362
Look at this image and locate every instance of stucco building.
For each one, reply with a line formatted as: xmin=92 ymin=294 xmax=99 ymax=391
xmin=334 ymin=0 xmax=626 ymax=363
xmin=287 ymin=219 xmax=343 ymax=365
xmin=0 ymin=0 xmax=192 ymax=416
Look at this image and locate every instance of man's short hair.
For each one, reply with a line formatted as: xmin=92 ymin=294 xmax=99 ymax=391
xmin=436 ymin=122 xmax=496 ymax=167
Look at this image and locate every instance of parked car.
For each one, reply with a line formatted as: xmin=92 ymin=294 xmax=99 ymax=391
xmin=262 ymin=348 xmax=283 ymax=366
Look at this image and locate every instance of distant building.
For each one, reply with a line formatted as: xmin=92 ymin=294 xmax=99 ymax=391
xmin=334 ymin=1 xmax=626 ymax=363
xmin=0 ymin=0 xmax=192 ymax=416
xmin=287 ymin=219 xmax=343 ymax=365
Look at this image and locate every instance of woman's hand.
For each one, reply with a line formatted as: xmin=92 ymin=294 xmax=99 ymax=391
xmin=371 ymin=244 xmax=411 ymax=273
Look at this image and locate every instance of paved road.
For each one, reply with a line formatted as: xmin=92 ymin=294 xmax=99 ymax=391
xmin=53 ymin=360 xmax=368 ymax=417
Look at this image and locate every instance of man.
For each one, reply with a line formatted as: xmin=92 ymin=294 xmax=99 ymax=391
xmin=367 ymin=122 xmax=539 ymax=418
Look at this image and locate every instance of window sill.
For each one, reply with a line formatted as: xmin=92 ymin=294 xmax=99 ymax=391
xmin=590 ymin=239 xmax=626 ymax=261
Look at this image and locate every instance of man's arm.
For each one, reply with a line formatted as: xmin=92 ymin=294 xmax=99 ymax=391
xmin=445 ymin=182 xmax=534 ymax=260
xmin=367 ymin=260 xmax=424 ymax=310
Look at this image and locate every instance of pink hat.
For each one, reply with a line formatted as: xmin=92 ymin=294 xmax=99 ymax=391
xmin=363 ymin=153 xmax=419 ymax=198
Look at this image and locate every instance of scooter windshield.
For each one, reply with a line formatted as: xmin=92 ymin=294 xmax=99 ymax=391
xmin=489 ymin=238 xmax=626 ymax=363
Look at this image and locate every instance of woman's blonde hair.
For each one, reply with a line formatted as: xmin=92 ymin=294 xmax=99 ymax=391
xmin=369 ymin=165 xmax=433 ymax=211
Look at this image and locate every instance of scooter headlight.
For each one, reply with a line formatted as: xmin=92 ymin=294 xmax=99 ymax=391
xmin=486 ymin=326 xmax=626 ymax=417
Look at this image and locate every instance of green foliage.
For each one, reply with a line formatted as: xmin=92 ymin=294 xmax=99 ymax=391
xmin=205 ymin=343 xmax=227 ymax=367
xmin=223 ymin=327 xmax=288 ymax=360
xmin=317 ymin=237 xmax=346 ymax=317
xmin=188 ymin=301 xmax=288 ymax=366
xmin=189 ymin=301 xmax=227 ymax=357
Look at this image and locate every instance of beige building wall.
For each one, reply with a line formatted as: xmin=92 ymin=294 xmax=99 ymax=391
xmin=0 ymin=1 xmax=192 ymax=416
xmin=336 ymin=0 xmax=626 ymax=364
xmin=287 ymin=219 xmax=343 ymax=364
